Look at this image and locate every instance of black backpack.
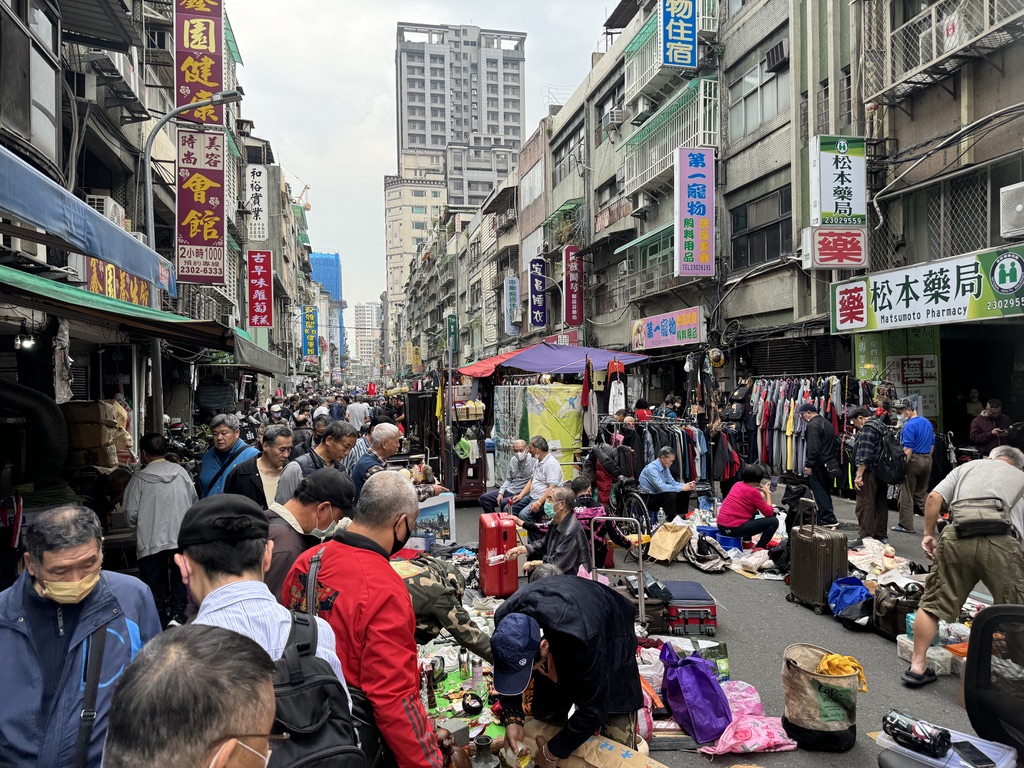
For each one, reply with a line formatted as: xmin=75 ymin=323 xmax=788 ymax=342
xmin=873 ymin=426 xmax=907 ymax=486
xmin=270 ymin=562 xmax=365 ymax=767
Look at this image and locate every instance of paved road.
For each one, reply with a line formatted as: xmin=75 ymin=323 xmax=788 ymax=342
xmin=453 ymin=489 xmax=975 ymax=767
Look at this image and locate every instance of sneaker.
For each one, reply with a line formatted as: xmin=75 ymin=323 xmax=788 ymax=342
xmin=166 ymin=619 xmax=182 ymax=628
xmin=891 ymin=525 xmax=916 ymax=534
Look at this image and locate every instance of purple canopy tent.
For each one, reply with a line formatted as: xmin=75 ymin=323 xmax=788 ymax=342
xmin=458 ymin=342 xmax=647 ymax=375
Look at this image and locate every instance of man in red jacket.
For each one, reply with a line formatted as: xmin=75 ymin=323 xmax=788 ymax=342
xmin=282 ymin=471 xmax=442 ymax=768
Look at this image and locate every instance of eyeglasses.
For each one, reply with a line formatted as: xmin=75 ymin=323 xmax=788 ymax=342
xmin=211 ymin=732 xmax=290 ymax=751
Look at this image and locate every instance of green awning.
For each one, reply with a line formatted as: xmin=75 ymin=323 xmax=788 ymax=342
xmin=226 ymin=129 xmax=242 ymax=160
xmin=224 ymin=14 xmax=243 ymax=64
xmin=613 ymin=221 xmax=674 ymax=254
xmin=299 ymin=231 xmax=311 ymax=247
xmin=227 ymin=232 xmax=242 ymax=253
xmin=542 ymin=197 xmax=585 ymax=228
xmin=0 ymin=264 xmax=231 ymax=349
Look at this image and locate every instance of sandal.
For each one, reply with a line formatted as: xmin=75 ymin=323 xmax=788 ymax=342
xmin=901 ymin=668 xmax=937 ymax=687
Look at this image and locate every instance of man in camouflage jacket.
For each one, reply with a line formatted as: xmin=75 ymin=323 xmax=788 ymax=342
xmin=392 ymin=554 xmax=492 ymax=661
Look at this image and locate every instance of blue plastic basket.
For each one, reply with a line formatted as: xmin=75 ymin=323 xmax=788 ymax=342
xmin=717 ymin=535 xmax=742 ymax=551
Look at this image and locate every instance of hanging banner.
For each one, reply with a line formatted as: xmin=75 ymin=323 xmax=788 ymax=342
xmin=176 ymin=129 xmax=225 ymax=284
xmin=674 ymin=146 xmax=715 ymax=277
xmin=529 ymin=258 xmax=548 ymax=328
xmin=830 ymin=245 xmax=1024 ymax=334
xmin=563 ymin=245 xmax=584 ymax=327
xmin=631 ymin=306 xmax=705 ymax=351
xmin=810 ymin=136 xmax=866 ymax=226
xmin=86 ymin=257 xmax=152 ymax=307
xmin=175 ymin=0 xmax=224 ymax=124
xmin=246 ymin=165 xmax=268 ymax=242
xmin=302 ymin=305 xmax=319 ymax=358
xmin=246 ymin=250 xmax=273 ymax=327
xmin=811 ymin=225 xmax=868 ymax=268
xmin=503 ymin=274 xmax=520 ymax=336
xmin=659 ymin=0 xmax=698 ymax=68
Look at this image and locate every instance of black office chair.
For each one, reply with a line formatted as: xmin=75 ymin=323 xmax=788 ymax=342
xmin=878 ymin=604 xmax=1024 ymax=766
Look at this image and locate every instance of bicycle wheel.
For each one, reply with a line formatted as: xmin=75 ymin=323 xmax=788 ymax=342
xmin=622 ymin=491 xmax=651 ymax=561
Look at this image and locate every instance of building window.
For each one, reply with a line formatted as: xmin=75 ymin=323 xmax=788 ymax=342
xmin=839 ymin=68 xmax=852 ymax=126
xmin=799 ymin=92 xmax=809 ymax=144
xmin=432 ymin=190 xmax=441 ymax=197
xmin=413 ymin=221 xmax=427 ymax=230
xmin=412 ymin=190 xmax=426 ymax=197
xmin=816 ymin=80 xmax=830 ymax=135
xmin=552 ymin=122 xmax=585 ymax=187
xmin=730 ymin=186 xmax=793 ymax=270
xmin=412 ymin=205 xmax=427 ymax=214
xmin=728 ymin=59 xmax=790 ymax=140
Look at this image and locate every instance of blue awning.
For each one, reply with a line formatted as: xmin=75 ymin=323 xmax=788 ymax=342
xmin=0 ymin=145 xmax=176 ymax=297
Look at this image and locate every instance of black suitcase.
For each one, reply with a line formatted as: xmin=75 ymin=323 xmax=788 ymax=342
xmin=786 ymin=499 xmax=848 ymax=614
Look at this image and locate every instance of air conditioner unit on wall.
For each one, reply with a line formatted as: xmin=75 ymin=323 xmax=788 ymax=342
xmin=765 ymin=39 xmax=790 ymax=72
xmin=631 ymin=96 xmax=657 ymax=126
xmin=999 ymin=181 xmax=1024 ymax=240
xmin=86 ymin=195 xmax=126 ymax=230
xmin=631 ymin=191 xmax=656 ymax=218
xmin=129 ymin=231 xmax=148 ymax=246
xmin=603 ymin=108 xmax=624 ymax=129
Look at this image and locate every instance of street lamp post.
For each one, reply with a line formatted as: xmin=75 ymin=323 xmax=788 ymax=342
xmin=143 ymin=89 xmax=243 ymax=432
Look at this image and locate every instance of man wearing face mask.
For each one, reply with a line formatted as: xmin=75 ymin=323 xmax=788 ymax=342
xmin=175 ymin=494 xmax=350 ymax=698
xmin=264 ymin=468 xmax=356 ymax=600
xmin=505 ymin=486 xmax=591 ymax=575
xmin=478 ymin=438 xmax=536 ymax=514
xmin=283 ymin=472 xmax=443 ymax=768
xmin=0 ymin=504 xmax=162 ymax=768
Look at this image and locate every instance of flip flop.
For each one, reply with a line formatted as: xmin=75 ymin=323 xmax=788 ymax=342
xmin=902 ymin=668 xmax=937 ymax=687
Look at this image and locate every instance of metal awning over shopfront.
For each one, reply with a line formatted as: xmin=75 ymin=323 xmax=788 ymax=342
xmin=232 ymin=329 xmax=289 ymax=377
xmin=0 ymin=145 xmax=174 ymax=294
xmin=59 ymin=0 xmax=145 ymax=52
xmin=613 ymin=221 xmax=673 ymax=255
xmin=0 ymin=264 xmax=228 ymax=350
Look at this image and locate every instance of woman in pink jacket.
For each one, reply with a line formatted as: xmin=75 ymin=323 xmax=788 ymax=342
xmin=716 ymin=464 xmax=779 ymax=549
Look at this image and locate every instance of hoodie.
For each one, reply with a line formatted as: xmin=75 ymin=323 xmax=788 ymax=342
xmin=125 ymin=459 xmax=199 ymax=558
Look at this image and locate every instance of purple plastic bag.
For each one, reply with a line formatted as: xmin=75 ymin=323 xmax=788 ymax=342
xmin=659 ymin=643 xmax=733 ymax=743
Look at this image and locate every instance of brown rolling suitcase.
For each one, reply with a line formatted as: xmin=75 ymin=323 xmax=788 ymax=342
xmin=786 ymin=497 xmax=848 ymax=615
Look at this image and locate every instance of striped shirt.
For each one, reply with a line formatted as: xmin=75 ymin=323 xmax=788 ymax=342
xmin=193 ymin=580 xmax=352 ymax=709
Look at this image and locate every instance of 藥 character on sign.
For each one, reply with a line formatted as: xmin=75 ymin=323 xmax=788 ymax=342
xmin=832 ymin=185 xmax=853 ymax=200
xmin=838 ymin=285 xmax=866 ymax=325
xmin=922 ymin=267 xmax=951 ymax=304
xmin=955 ymin=261 xmax=983 ymax=298
xmin=181 ymin=172 xmax=221 ymax=203
xmin=182 ymin=19 xmax=217 ymax=52
xmin=816 ymin=232 xmax=863 ymax=263
xmin=179 ymin=54 xmax=219 ymax=88
xmin=895 ymin=274 xmax=921 ymax=308
xmin=870 ymin=279 xmax=894 ymax=312
xmin=687 ymin=201 xmax=707 ymax=216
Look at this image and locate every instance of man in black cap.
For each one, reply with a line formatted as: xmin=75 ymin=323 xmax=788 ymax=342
xmin=173 ymin=494 xmax=350 ymax=698
xmin=265 ymin=468 xmax=355 ymax=600
xmin=799 ymin=401 xmax=840 ymax=527
xmin=490 ymin=576 xmax=642 ymax=766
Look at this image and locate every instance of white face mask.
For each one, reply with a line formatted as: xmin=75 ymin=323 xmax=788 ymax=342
xmin=515 ymin=451 xmax=529 ymax=461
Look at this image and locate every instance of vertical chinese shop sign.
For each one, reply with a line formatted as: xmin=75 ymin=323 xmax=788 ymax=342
xmin=529 ymin=258 xmax=547 ymax=329
xmin=176 ymin=130 xmax=225 ymax=284
xmin=303 ymin=305 xmax=319 ymax=362
xmin=563 ymin=245 xmax=584 ymax=327
xmin=175 ymin=0 xmax=224 ymax=124
xmin=674 ymin=146 xmax=715 ymax=278
xmin=247 ymin=250 xmax=273 ymax=327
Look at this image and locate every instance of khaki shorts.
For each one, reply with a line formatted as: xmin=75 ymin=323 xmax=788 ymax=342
xmin=919 ymin=528 xmax=1024 ymax=622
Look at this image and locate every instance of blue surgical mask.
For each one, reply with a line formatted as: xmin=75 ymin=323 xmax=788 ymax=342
xmin=543 ymin=502 xmax=554 ymax=516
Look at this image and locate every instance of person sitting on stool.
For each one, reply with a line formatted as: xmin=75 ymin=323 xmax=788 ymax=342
xmin=638 ymin=446 xmax=696 ymax=524
xmin=716 ymin=464 xmax=779 ymax=549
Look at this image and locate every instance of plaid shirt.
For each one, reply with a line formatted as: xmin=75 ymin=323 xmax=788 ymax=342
xmin=854 ymin=417 xmax=888 ymax=468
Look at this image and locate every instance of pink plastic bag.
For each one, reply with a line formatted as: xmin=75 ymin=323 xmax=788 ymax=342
xmin=636 ymin=691 xmax=654 ymax=742
xmin=576 ymin=565 xmax=610 ymax=585
xmin=700 ymin=680 xmax=797 ymax=755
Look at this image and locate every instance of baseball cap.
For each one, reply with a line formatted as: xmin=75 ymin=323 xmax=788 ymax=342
xmin=491 ymin=613 xmax=542 ymax=695
xmin=270 ymin=404 xmax=283 ymax=414
xmin=298 ymin=468 xmax=355 ymax=510
xmin=796 ymin=402 xmax=818 ymax=414
xmin=893 ymin=398 xmax=914 ymax=410
xmin=177 ymin=494 xmax=269 ymax=549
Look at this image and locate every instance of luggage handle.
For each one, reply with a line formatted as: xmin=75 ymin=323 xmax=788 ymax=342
xmin=795 ymin=497 xmax=819 ymax=533
xmin=589 ymin=515 xmax=645 ymax=625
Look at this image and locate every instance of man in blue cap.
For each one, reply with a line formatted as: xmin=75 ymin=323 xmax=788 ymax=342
xmin=490 ymin=576 xmax=642 ymax=766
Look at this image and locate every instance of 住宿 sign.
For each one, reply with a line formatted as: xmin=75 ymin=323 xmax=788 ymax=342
xmin=830 ymin=245 xmax=1024 ymax=334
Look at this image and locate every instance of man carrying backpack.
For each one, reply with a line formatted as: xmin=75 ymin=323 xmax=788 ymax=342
xmin=175 ymin=494 xmax=359 ymax=763
xmin=851 ymin=406 xmax=896 ymax=542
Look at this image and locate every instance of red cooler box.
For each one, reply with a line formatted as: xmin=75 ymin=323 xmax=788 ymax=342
xmin=479 ymin=513 xmax=519 ymax=597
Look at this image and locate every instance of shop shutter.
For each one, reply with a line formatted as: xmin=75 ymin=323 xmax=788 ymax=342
xmin=751 ymin=337 xmax=841 ymax=377
xmin=70 ymin=365 xmax=89 ymax=400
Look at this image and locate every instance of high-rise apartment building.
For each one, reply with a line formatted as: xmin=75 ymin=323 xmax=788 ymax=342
xmin=385 ymin=22 xmax=526 ymax=374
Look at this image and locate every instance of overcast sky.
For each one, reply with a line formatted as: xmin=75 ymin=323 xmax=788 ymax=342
xmin=227 ymin=1 xmax=614 ymax=332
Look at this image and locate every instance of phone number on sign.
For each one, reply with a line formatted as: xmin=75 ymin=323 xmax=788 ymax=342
xmin=986 ymin=297 xmax=1024 ymax=310
xmin=179 ymin=265 xmax=223 ymax=276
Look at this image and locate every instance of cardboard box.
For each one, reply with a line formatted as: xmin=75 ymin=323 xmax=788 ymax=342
xmin=68 ymin=422 xmax=116 ymax=448
xmin=68 ymin=445 xmax=118 ymax=468
xmin=61 ymin=401 xmax=117 ymax=427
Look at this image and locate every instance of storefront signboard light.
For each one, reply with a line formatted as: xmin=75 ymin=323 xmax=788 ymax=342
xmin=302 ymin=304 xmax=318 ymax=359
xmin=503 ymin=275 xmax=520 ymax=336
xmin=175 ymin=0 xmax=225 ymax=125
xmin=529 ymin=258 xmax=547 ymax=328
xmin=246 ymin=249 xmax=273 ymax=327
xmin=563 ymin=245 xmax=584 ymax=327
xmin=659 ymin=0 xmax=697 ymax=69
xmin=631 ymin=306 xmax=705 ymax=351
xmin=810 ymin=136 xmax=866 ymax=227
xmin=246 ymin=165 xmax=268 ymax=242
xmin=176 ymin=129 xmax=225 ymax=284
xmin=86 ymin=257 xmax=151 ymax=307
xmin=830 ymin=245 xmax=1024 ymax=334
xmin=811 ymin=226 xmax=868 ymax=269
xmin=674 ymin=147 xmax=715 ymax=278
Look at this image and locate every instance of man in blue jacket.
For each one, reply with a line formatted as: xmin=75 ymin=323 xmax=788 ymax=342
xmin=0 ymin=504 xmax=162 ymax=767
xmin=197 ymin=413 xmax=260 ymax=498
